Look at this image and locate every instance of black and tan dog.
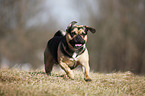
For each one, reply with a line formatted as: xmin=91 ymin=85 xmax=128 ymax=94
xmin=44 ymin=21 xmax=96 ymax=81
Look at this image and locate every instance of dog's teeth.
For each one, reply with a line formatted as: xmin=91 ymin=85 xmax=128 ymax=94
xmin=75 ymin=44 xmax=82 ymax=46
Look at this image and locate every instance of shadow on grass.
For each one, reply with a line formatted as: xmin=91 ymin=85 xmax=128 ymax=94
xmin=28 ymin=71 xmax=46 ymax=75
xmin=27 ymin=71 xmax=65 ymax=77
xmin=27 ymin=70 xmax=70 ymax=80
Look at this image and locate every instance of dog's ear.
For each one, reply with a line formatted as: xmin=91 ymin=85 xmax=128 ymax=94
xmin=70 ymin=21 xmax=77 ymax=25
xmin=85 ymin=26 xmax=96 ymax=33
xmin=66 ymin=21 xmax=77 ymax=32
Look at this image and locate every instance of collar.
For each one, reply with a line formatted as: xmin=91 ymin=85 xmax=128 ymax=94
xmin=60 ymin=38 xmax=86 ymax=59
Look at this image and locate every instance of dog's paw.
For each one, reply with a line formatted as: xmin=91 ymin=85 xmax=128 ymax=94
xmin=68 ymin=74 xmax=74 ymax=80
xmin=46 ymin=73 xmax=51 ymax=76
xmin=67 ymin=71 xmax=74 ymax=80
xmin=84 ymin=78 xmax=92 ymax=82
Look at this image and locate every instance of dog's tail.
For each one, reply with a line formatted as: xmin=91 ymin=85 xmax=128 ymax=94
xmin=54 ymin=30 xmax=66 ymax=37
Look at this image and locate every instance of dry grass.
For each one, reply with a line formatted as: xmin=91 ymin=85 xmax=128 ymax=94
xmin=0 ymin=68 xmax=145 ymax=96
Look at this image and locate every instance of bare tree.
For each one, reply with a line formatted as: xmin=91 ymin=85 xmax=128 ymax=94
xmin=86 ymin=0 xmax=145 ymax=74
xmin=0 ymin=0 xmax=57 ymax=69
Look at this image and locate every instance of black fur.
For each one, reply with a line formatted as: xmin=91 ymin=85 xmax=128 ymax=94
xmin=69 ymin=35 xmax=85 ymax=49
xmin=47 ymin=31 xmax=64 ymax=63
xmin=60 ymin=38 xmax=85 ymax=59
xmin=54 ymin=30 xmax=65 ymax=36
xmin=47 ymin=30 xmax=86 ymax=63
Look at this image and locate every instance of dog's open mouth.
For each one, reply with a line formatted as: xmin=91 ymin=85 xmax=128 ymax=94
xmin=75 ymin=44 xmax=82 ymax=47
xmin=69 ymin=36 xmax=85 ymax=49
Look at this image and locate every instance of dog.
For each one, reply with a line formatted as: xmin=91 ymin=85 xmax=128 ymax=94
xmin=44 ymin=21 xmax=96 ymax=81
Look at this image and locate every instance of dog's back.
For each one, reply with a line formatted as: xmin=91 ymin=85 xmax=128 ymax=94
xmin=47 ymin=30 xmax=65 ymax=63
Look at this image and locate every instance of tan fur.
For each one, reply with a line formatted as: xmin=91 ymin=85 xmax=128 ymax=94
xmin=66 ymin=26 xmax=88 ymax=50
xmin=57 ymin=41 xmax=91 ymax=81
xmin=44 ymin=21 xmax=95 ymax=81
xmin=65 ymin=33 xmax=75 ymax=50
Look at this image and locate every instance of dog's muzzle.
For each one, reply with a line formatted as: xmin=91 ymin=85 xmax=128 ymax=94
xmin=69 ymin=35 xmax=85 ymax=49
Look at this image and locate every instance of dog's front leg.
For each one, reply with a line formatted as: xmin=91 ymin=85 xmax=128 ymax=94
xmin=78 ymin=49 xmax=92 ymax=81
xmin=82 ymin=62 xmax=92 ymax=81
xmin=59 ymin=61 xmax=74 ymax=79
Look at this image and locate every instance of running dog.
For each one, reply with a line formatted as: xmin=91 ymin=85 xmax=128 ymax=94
xmin=44 ymin=21 xmax=96 ymax=81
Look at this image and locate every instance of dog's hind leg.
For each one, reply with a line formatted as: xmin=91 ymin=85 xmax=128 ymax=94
xmin=44 ymin=48 xmax=54 ymax=75
xmin=45 ymin=58 xmax=54 ymax=75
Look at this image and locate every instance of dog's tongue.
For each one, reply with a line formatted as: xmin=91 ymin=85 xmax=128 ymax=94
xmin=75 ymin=44 xmax=82 ymax=47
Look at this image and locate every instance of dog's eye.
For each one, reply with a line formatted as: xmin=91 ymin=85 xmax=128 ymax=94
xmin=81 ymin=32 xmax=87 ymax=37
xmin=70 ymin=32 xmax=76 ymax=37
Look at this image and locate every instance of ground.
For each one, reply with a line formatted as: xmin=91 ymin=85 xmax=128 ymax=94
xmin=0 ymin=68 xmax=145 ymax=96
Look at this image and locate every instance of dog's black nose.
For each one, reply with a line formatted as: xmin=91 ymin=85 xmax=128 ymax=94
xmin=74 ymin=35 xmax=85 ymax=44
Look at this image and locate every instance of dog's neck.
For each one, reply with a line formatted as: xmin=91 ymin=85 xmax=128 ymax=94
xmin=61 ymin=37 xmax=86 ymax=59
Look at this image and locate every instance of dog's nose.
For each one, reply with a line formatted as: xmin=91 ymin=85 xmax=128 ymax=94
xmin=74 ymin=35 xmax=85 ymax=44
xmin=75 ymin=35 xmax=82 ymax=41
xmin=75 ymin=35 xmax=81 ymax=40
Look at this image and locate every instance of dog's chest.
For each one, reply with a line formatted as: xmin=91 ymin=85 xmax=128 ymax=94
xmin=72 ymin=52 xmax=77 ymax=59
xmin=63 ymin=53 xmax=78 ymax=67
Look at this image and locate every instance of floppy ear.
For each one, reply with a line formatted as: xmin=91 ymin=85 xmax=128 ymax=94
xmin=66 ymin=21 xmax=77 ymax=32
xmin=70 ymin=21 xmax=77 ymax=25
xmin=85 ymin=26 xmax=96 ymax=33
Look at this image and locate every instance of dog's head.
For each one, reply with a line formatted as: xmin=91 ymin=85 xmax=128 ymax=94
xmin=66 ymin=21 xmax=96 ymax=49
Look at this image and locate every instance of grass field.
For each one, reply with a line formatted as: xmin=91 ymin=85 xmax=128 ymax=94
xmin=0 ymin=68 xmax=145 ymax=96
